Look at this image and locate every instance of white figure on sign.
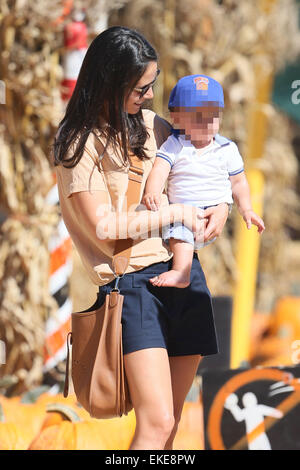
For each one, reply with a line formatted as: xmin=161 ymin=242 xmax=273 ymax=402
xmin=224 ymin=392 xmax=283 ymax=450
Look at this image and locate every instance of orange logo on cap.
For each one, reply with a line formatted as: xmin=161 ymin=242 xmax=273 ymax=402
xmin=194 ymin=76 xmax=209 ymax=90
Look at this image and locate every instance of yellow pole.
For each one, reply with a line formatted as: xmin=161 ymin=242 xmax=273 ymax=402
xmin=230 ymin=0 xmax=277 ymax=368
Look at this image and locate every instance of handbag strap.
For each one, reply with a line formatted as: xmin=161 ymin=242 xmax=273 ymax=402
xmin=63 ymin=332 xmax=72 ymax=397
xmin=111 ymin=153 xmax=144 ymax=277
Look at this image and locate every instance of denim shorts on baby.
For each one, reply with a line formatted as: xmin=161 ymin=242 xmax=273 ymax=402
xmin=96 ymin=254 xmax=219 ymax=357
xmin=162 ymin=204 xmax=217 ymax=250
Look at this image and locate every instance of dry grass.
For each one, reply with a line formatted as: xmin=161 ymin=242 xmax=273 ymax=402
xmin=0 ymin=0 xmax=127 ymax=395
xmin=0 ymin=0 xmax=299 ymax=393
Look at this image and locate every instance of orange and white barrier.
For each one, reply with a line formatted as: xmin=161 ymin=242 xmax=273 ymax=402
xmin=61 ymin=10 xmax=88 ymax=101
xmin=43 ymin=173 xmax=73 ymax=372
xmin=43 ymin=8 xmax=88 ymax=372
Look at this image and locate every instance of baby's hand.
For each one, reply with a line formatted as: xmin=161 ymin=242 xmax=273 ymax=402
xmin=142 ymin=192 xmax=161 ymax=211
xmin=243 ymin=210 xmax=265 ymax=234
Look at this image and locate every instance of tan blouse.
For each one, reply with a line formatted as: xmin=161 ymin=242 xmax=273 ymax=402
xmin=55 ymin=109 xmax=173 ymax=286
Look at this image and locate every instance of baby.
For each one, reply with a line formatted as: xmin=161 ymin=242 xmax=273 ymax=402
xmin=142 ymin=74 xmax=265 ymax=288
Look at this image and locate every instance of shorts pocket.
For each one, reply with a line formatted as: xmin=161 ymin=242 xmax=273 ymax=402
xmin=146 ymin=287 xmax=169 ymax=331
xmin=132 ymin=272 xmax=170 ymax=329
xmin=131 ymin=275 xmax=152 ymax=328
xmin=140 ymin=291 xmax=152 ymax=329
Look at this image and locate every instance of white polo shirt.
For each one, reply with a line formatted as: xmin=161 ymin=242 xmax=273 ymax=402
xmin=157 ymin=133 xmax=244 ymax=206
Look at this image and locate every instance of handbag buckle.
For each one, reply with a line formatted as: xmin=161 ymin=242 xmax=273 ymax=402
xmin=111 ymin=275 xmax=122 ymax=293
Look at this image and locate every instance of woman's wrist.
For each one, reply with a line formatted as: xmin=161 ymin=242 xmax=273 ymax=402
xmin=169 ymin=203 xmax=201 ymax=234
xmin=170 ymin=203 xmax=185 ymax=225
xmin=215 ymin=202 xmax=232 ymax=215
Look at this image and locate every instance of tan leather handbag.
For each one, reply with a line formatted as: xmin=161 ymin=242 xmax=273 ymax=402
xmin=63 ymin=154 xmax=144 ymax=418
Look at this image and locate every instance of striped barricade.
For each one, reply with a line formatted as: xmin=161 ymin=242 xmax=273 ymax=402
xmin=44 ymin=173 xmax=73 ymax=373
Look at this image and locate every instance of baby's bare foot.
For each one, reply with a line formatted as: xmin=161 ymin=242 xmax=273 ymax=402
xmin=149 ymin=270 xmax=190 ymax=288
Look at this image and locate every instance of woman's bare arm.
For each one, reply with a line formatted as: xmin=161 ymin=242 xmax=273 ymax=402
xmin=69 ymin=189 xmax=205 ymax=244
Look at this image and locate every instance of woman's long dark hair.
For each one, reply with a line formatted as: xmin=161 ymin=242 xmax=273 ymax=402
xmin=53 ymin=26 xmax=158 ymax=168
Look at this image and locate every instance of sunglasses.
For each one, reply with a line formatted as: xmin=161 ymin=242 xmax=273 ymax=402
xmin=133 ymin=69 xmax=160 ymax=99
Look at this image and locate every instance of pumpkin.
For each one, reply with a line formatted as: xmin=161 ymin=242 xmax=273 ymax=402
xmin=0 ymin=395 xmax=46 ymax=446
xmin=0 ymin=390 xmax=205 ymax=450
xmin=29 ymin=421 xmax=109 ymax=450
xmin=0 ymin=402 xmax=39 ymax=450
xmin=35 ymin=392 xmax=78 ymax=407
xmin=256 ymin=336 xmax=292 ymax=358
xmin=173 ymin=400 xmax=204 ymax=450
xmin=40 ymin=403 xmax=82 ymax=430
xmin=258 ymin=353 xmax=295 ymax=367
xmin=0 ymin=422 xmax=35 ymax=450
xmin=270 ymin=296 xmax=300 ymax=340
xmin=29 ymin=403 xmax=136 ymax=450
xmin=249 ymin=312 xmax=272 ymax=360
xmin=35 ymin=393 xmax=92 ymax=421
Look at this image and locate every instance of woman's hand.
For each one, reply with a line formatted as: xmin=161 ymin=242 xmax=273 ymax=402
xmin=203 ymin=203 xmax=229 ymax=242
xmin=172 ymin=203 xmax=207 ymax=241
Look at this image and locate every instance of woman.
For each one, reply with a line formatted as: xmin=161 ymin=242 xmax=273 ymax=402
xmin=53 ymin=26 xmax=229 ymax=450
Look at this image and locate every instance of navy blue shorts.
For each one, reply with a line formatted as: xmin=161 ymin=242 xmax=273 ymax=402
xmin=97 ymin=253 xmax=219 ymax=357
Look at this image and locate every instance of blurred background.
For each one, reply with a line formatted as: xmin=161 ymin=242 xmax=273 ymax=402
xmin=0 ymin=0 xmax=300 ymax=450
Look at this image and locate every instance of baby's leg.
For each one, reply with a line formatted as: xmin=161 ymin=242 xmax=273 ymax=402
xmin=150 ymin=238 xmax=194 ymax=288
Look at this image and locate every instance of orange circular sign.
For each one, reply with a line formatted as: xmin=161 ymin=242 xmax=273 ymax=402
xmin=207 ymin=368 xmax=294 ymax=450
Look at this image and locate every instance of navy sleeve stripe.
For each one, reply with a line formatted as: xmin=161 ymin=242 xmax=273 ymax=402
xmin=229 ymin=167 xmax=244 ymax=176
xmin=156 ymin=154 xmax=173 ymax=167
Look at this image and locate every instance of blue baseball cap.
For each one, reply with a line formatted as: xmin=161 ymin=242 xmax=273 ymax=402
xmin=168 ymin=74 xmax=224 ymax=109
